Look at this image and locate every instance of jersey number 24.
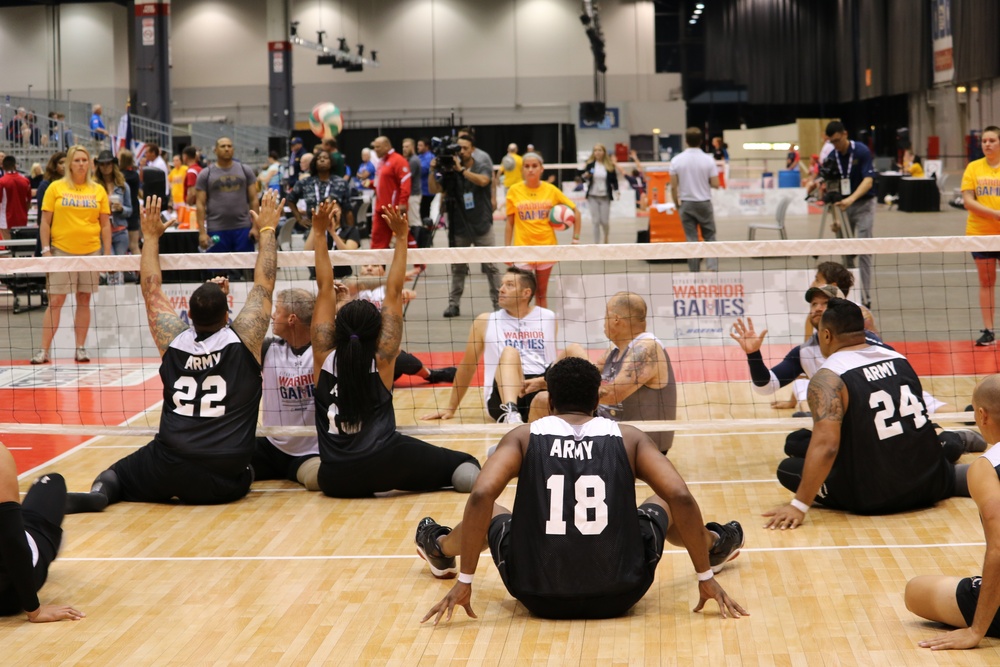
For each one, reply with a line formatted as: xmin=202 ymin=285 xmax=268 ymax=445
xmin=869 ymin=385 xmax=927 ymax=440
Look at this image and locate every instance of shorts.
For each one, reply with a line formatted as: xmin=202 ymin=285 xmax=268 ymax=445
xmin=47 ymin=247 xmax=100 ymax=295
xmin=251 ymin=437 xmax=318 ymax=483
xmin=487 ymin=502 xmax=668 ymax=619
xmin=513 ymin=262 xmax=556 ymax=272
xmin=956 ymin=576 xmax=1000 ymax=638
xmin=207 ymin=227 xmax=254 ymax=254
xmin=972 ymin=252 xmax=1000 ymax=260
xmin=110 ymin=439 xmax=252 ymax=505
xmin=486 ymin=373 xmax=545 ymax=421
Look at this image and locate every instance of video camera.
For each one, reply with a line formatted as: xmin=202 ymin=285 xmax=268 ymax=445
xmin=432 ymin=136 xmax=462 ymax=172
xmin=818 ymin=155 xmax=845 ymax=204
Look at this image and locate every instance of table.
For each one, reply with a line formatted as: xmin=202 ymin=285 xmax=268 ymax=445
xmin=0 ymin=236 xmax=46 ymax=314
xmin=897 ymin=177 xmax=940 ymax=213
xmin=159 ymin=230 xmax=203 ymax=283
xmin=877 ymin=173 xmax=903 ymax=199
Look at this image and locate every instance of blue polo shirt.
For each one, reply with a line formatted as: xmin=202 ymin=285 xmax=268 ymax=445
xmin=419 ymin=150 xmax=433 ymax=196
xmin=831 ymin=140 xmax=877 ymax=200
xmin=89 ymin=113 xmax=105 ymax=140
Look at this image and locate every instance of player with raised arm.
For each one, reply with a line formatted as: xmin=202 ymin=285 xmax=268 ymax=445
xmin=416 ymin=357 xmax=746 ymax=623
xmin=65 ymin=191 xmax=282 ymax=511
xmin=310 ymin=202 xmax=480 ymax=497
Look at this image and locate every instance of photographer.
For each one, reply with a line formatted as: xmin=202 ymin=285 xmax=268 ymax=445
xmin=821 ymin=121 xmax=878 ymax=308
xmin=429 ymin=134 xmax=501 ymax=318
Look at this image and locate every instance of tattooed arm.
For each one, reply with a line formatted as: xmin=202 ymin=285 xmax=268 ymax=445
xmin=232 ymin=190 xmax=282 ymax=366
xmin=375 ymin=207 xmax=409 ymax=390
xmin=763 ymin=368 xmax=846 ymax=529
xmin=138 ymin=197 xmax=189 ymax=357
xmin=599 ymin=338 xmax=665 ymax=403
xmin=310 ymin=200 xmax=340 ymax=379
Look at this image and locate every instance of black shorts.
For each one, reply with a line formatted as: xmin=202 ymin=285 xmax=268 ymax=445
xmin=251 ymin=437 xmax=318 ymax=483
xmin=486 ymin=373 xmax=545 ymax=421
xmin=0 ymin=474 xmax=65 ymax=616
xmin=972 ymin=252 xmax=1000 ymax=261
xmin=317 ymin=431 xmax=480 ymax=498
xmin=956 ymin=576 xmax=1000 ymax=638
xmin=110 ymin=440 xmax=252 ymax=505
xmin=487 ymin=502 xmax=669 ymax=619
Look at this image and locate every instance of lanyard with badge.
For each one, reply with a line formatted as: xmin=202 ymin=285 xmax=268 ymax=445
xmin=836 ymin=141 xmax=854 ymax=196
xmin=313 ymin=180 xmax=333 ymax=211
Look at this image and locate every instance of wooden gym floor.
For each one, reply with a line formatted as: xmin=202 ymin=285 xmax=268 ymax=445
xmin=4 ymin=378 xmax=1000 ymax=666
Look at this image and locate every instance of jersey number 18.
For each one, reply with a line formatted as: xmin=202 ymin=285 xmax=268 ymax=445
xmin=545 ymin=474 xmax=609 ymax=536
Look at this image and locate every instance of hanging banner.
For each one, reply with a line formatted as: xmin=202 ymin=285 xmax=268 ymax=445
xmin=931 ymin=0 xmax=953 ymax=85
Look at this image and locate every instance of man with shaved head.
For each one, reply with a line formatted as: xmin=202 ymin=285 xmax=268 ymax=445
xmin=532 ymin=292 xmax=677 ymax=452
xmin=906 ymin=374 xmax=1000 ymax=650
xmin=371 ymin=135 xmax=412 ymax=249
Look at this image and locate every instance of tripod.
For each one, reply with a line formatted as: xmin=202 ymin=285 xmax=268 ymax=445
xmin=816 ymin=200 xmax=857 ymax=268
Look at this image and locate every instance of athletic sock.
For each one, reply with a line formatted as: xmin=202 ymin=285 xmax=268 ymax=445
xmin=295 ymin=457 xmax=321 ymax=491
xmin=65 ymin=491 xmax=108 ymax=514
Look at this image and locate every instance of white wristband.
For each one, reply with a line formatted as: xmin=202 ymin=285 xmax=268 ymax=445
xmin=457 ymin=572 xmax=474 ymax=585
xmin=696 ymin=569 xmax=714 ymax=582
xmin=790 ymin=498 xmax=810 ymax=514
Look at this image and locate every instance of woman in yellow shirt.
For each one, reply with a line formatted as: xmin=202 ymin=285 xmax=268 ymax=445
xmin=33 ymin=145 xmax=111 ymax=364
xmin=504 ymin=153 xmax=579 ymax=308
xmin=964 ymin=126 xmax=1000 ymax=346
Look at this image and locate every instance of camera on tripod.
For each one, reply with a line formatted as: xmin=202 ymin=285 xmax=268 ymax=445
xmin=432 ymin=136 xmax=462 ymax=172
xmin=818 ymin=156 xmax=845 ymax=204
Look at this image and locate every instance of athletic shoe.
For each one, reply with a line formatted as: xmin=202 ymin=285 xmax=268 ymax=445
xmin=415 ymin=517 xmax=457 ymax=579
xmin=426 ymin=366 xmax=457 ymax=384
xmin=951 ymin=428 xmax=988 ymax=454
xmin=791 ymin=411 xmax=811 ymax=419
xmin=497 ymin=402 xmax=523 ymax=424
xmin=964 ymin=404 xmax=977 ymax=426
xmin=443 ymin=305 xmax=460 ymax=318
xmin=706 ymin=521 xmax=744 ymax=573
xmin=977 ymin=329 xmax=996 ymax=346
xmin=75 ymin=347 xmax=90 ymax=363
xmin=30 ymin=349 xmax=49 ymax=364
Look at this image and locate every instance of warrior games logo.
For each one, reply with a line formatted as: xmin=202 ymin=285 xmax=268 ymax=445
xmin=672 ymin=276 xmax=745 ymax=337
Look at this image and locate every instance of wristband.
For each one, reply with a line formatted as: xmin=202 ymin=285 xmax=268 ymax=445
xmin=790 ymin=498 xmax=810 ymax=514
xmin=259 ymin=227 xmax=276 ymax=234
xmin=696 ymin=569 xmax=714 ymax=582
xmin=458 ymin=572 xmax=474 ymax=585
xmin=41 ymin=246 xmax=51 ymax=253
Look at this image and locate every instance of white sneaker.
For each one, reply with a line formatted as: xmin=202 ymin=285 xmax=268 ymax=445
xmin=496 ymin=402 xmax=523 ymax=425
xmin=30 ymin=349 xmax=49 ymax=364
xmin=75 ymin=347 xmax=90 ymax=363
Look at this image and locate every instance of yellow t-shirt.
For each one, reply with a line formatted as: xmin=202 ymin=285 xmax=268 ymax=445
xmin=505 ymin=181 xmax=576 ymax=247
xmin=503 ymin=153 xmax=524 ymax=188
xmin=908 ymin=162 xmax=924 ymax=178
xmin=962 ymin=157 xmax=1000 ymax=236
xmin=42 ymin=179 xmax=110 ymax=254
xmin=169 ymin=165 xmax=189 ymax=205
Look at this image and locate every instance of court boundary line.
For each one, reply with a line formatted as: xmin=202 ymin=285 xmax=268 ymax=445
xmin=58 ymin=541 xmax=988 ymax=563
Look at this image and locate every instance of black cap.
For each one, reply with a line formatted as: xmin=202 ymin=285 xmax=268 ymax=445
xmin=95 ymin=150 xmax=116 ymax=165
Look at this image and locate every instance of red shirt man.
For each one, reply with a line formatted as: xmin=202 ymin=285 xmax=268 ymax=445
xmin=182 ymin=147 xmax=203 ymax=206
xmin=0 ymin=156 xmax=31 ymax=236
xmin=371 ymin=136 xmax=412 ymax=249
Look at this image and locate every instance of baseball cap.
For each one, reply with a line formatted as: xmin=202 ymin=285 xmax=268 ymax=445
xmin=804 ymin=284 xmax=845 ymax=302
xmin=291 ymin=136 xmax=303 ymax=145
xmin=95 ymin=150 xmax=116 ymax=164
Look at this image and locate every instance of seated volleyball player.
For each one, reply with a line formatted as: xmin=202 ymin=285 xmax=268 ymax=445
xmin=530 ymin=292 xmax=677 ymax=452
xmin=763 ymin=299 xmax=970 ymax=529
xmin=311 ymin=201 xmax=480 ymax=497
xmin=906 ymin=374 xmax=1000 ymax=651
xmin=0 ymin=443 xmax=83 ymax=622
xmin=422 ymin=267 xmax=556 ymax=425
xmin=342 ymin=264 xmax=457 ymax=385
xmin=416 ymin=357 xmax=747 ymax=623
xmin=65 ymin=192 xmax=281 ymax=511
xmin=253 ymin=287 xmax=321 ymax=491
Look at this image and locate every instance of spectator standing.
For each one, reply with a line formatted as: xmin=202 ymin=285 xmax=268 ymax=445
xmin=963 ymin=126 xmax=1000 ymax=346
xmin=5 ymin=108 xmax=25 ymax=145
xmin=0 ymin=156 xmax=31 ymax=240
xmin=89 ymin=105 xmax=107 ymax=141
xmin=403 ymin=138 xmax=423 ymax=232
xmin=711 ymin=136 xmax=729 ymax=162
xmin=581 ymin=143 xmax=620 ymax=244
xmin=168 ymin=154 xmax=188 ymax=209
xmin=34 ymin=145 xmax=112 ymax=364
xmin=417 ymin=137 xmax=434 ymax=221
xmin=429 ymin=134 xmax=501 ymax=317
xmin=93 ymin=150 xmax=132 ymax=285
xmin=118 ymin=150 xmax=142 ymax=268
xmin=321 ymin=137 xmax=347 ymax=177
xmin=143 ymin=144 xmax=169 ymax=174
xmin=286 ymin=136 xmax=304 ymax=190
xmin=355 ymin=148 xmax=375 ymax=191
xmin=370 ymin=136 xmax=412 ymax=249
xmin=257 ymin=152 xmax=281 ymax=192
xmin=195 ymin=137 xmax=259 ymax=254
xmin=28 ymin=163 xmax=44 ymax=194
xmin=181 ymin=146 xmax=202 ymax=206
xmin=670 ymin=127 xmax=721 ymax=272
xmin=500 ymin=143 xmax=524 ymax=188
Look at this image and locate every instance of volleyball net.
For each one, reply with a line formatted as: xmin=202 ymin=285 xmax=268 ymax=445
xmin=2 ymin=234 xmax=999 ymax=438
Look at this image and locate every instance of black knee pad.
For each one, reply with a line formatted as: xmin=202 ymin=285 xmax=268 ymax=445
xmin=93 ymin=469 xmax=121 ymax=504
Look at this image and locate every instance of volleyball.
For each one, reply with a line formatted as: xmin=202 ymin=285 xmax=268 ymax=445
xmin=549 ymin=204 xmax=575 ymax=231
xmin=309 ymin=102 xmax=343 ymax=139
xmin=501 ymin=155 xmax=516 ymax=171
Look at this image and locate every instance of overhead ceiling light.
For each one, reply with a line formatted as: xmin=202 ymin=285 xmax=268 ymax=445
xmin=689 ymin=19 xmax=697 ymax=24
xmin=694 ymin=9 xmax=703 ymax=14
xmin=957 ymin=85 xmax=968 ymax=93
xmin=696 ymin=3 xmax=705 ymax=8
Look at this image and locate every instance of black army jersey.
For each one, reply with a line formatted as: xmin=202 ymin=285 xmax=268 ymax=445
xmin=505 ymin=416 xmax=650 ymax=602
xmin=315 ymin=352 xmax=396 ymax=463
xmin=157 ymin=327 xmax=262 ymax=462
xmin=820 ymin=345 xmax=953 ymax=514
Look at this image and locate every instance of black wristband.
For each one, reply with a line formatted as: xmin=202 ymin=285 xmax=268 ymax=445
xmin=746 ymin=350 xmax=772 ymax=387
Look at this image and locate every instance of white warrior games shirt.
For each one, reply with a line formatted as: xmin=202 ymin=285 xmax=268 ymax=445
xmin=482 ymin=307 xmax=557 ymax=402
xmin=260 ymin=339 xmax=319 ymax=457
